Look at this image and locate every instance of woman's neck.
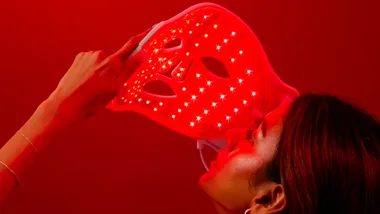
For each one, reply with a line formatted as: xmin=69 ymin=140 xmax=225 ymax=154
xmin=212 ymin=201 xmax=239 ymax=214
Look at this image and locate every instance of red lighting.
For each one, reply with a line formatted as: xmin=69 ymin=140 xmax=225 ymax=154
xmin=107 ymin=3 xmax=299 ymax=139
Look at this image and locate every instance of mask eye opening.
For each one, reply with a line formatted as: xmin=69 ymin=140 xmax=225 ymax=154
xmin=143 ymin=80 xmax=176 ymax=96
xmin=200 ymin=56 xmax=230 ymax=79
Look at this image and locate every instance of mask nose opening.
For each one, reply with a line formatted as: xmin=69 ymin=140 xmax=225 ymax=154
xmin=164 ymin=38 xmax=183 ymax=51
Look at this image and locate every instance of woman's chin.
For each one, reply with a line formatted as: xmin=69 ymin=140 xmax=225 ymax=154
xmin=198 ymin=167 xmax=217 ymax=189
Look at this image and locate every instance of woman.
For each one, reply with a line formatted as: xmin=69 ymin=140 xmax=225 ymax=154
xmin=0 ymin=29 xmax=151 ymax=203
xmin=0 ymin=34 xmax=379 ymax=214
xmin=199 ymin=95 xmax=380 ymax=214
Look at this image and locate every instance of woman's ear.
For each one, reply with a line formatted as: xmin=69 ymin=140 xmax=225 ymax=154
xmin=249 ymin=182 xmax=286 ymax=214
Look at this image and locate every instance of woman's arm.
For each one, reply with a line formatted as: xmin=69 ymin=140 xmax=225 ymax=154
xmin=0 ymin=97 xmax=67 ymax=203
xmin=0 ymin=28 xmax=150 ymax=204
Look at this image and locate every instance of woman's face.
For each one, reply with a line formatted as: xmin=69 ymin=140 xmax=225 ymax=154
xmin=199 ymin=99 xmax=292 ymax=213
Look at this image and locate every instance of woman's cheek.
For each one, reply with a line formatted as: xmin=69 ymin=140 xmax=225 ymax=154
xmin=224 ymin=153 xmax=266 ymax=178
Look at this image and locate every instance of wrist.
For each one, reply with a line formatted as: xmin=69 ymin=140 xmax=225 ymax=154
xmin=18 ymin=96 xmax=74 ymax=151
xmin=43 ymin=90 xmax=81 ymax=127
xmin=0 ymin=91 xmax=78 ymax=187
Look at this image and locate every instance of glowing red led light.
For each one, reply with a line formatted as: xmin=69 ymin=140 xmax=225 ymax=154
xmin=108 ymin=3 xmax=299 ymax=140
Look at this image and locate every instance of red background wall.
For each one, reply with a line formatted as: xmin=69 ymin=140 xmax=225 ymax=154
xmin=0 ymin=0 xmax=379 ymax=213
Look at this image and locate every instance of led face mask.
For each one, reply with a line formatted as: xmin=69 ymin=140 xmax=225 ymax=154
xmin=107 ymin=3 xmax=298 ymax=170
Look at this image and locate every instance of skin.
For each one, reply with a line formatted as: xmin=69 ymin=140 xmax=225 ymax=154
xmin=0 ymin=29 xmax=151 ymax=204
xmin=0 ymin=25 xmax=300 ymax=213
xmin=199 ymin=98 xmax=292 ymax=214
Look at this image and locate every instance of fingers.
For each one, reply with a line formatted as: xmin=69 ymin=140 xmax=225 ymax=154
xmin=104 ymin=28 xmax=153 ymax=91
xmin=72 ymin=52 xmax=85 ymax=66
xmin=73 ymin=51 xmax=106 ymax=65
xmin=96 ymin=27 xmax=152 ymax=79
xmin=93 ymin=50 xmax=106 ymax=63
xmin=108 ymin=50 xmax=147 ymax=92
xmin=111 ymin=27 xmax=153 ymax=61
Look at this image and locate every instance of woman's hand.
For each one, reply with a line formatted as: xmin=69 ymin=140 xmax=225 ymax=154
xmin=48 ymin=29 xmax=150 ymax=123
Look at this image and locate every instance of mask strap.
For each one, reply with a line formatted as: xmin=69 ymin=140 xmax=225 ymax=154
xmin=130 ymin=21 xmax=165 ymax=57
xmin=196 ymin=139 xmax=227 ymax=171
xmin=197 ymin=141 xmax=209 ymax=171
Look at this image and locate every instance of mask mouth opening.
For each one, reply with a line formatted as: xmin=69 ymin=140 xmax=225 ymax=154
xmin=197 ymin=139 xmax=227 ymax=171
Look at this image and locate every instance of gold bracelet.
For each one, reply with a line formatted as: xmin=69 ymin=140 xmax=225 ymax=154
xmin=19 ymin=132 xmax=38 ymax=154
xmin=0 ymin=161 xmax=20 ymax=186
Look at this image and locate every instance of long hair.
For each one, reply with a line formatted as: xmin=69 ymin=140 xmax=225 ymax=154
xmin=276 ymin=94 xmax=380 ymax=214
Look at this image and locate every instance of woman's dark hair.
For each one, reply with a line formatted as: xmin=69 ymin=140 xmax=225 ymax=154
xmin=274 ymin=94 xmax=380 ymax=214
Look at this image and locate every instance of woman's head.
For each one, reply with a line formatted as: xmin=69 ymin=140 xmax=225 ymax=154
xmin=278 ymin=94 xmax=380 ymax=214
xmin=199 ymin=94 xmax=380 ymax=214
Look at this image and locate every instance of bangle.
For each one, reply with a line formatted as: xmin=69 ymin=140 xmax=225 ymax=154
xmin=19 ymin=132 xmax=38 ymax=154
xmin=0 ymin=161 xmax=20 ymax=186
